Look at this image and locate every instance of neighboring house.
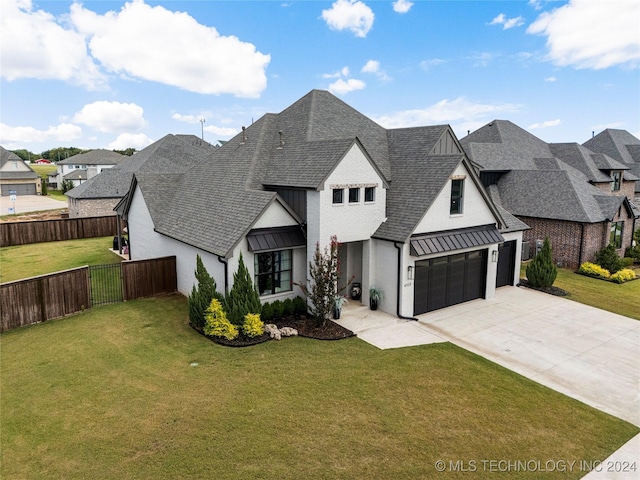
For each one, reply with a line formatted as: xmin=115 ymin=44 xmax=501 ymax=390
xmin=123 ymin=90 xmax=525 ymax=318
xmin=66 ymin=135 xmax=215 ymax=218
xmin=583 ymin=129 xmax=640 ymax=204
xmin=461 ymin=121 xmax=638 ymax=269
xmin=0 ymin=146 xmax=42 ymax=196
xmin=52 ymin=149 xmax=125 ymax=190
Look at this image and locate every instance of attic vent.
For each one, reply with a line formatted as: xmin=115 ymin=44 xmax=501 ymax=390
xmin=241 ymin=126 xmax=247 ymax=144
xmin=277 ymin=130 xmax=285 ymax=149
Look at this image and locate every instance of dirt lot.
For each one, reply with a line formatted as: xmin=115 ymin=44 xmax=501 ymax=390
xmin=1 ymin=209 xmax=67 ymax=223
xmin=0 ymin=195 xmax=67 ymax=220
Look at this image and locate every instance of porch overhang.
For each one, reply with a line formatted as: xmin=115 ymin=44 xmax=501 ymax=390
xmin=410 ymin=224 xmax=504 ymax=257
xmin=247 ymin=226 xmax=306 ymax=253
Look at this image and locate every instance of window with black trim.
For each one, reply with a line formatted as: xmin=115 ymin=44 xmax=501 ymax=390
xmin=612 ymin=171 xmax=621 ymax=191
xmin=349 ymin=187 xmax=360 ymax=203
xmin=450 ymin=179 xmax=464 ymax=214
xmin=364 ymin=186 xmax=375 ymax=202
xmin=332 ymin=188 xmax=344 ymax=204
xmin=610 ymin=221 xmax=624 ymax=249
xmin=254 ymin=250 xmax=292 ymax=296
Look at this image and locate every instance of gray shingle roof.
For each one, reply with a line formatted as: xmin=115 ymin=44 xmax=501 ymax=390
xmin=583 ymin=129 xmax=640 ymax=193
xmin=66 ymin=135 xmax=215 ymax=199
xmin=0 ymin=146 xmax=39 ymax=180
xmin=460 ymin=120 xmax=553 ymax=170
xmin=548 ymin=143 xmax=621 ymax=183
xmin=497 ymin=169 xmax=626 ymax=223
xmin=57 ymin=149 xmax=125 ymax=166
xmin=134 ymin=90 xmax=510 ymax=257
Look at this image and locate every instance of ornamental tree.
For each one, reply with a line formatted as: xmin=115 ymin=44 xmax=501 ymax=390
xmin=526 ymin=236 xmax=557 ymax=288
xmin=224 ymin=252 xmax=262 ymax=326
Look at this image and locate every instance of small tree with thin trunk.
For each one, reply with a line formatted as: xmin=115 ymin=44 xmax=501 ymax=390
xmin=295 ymin=236 xmax=340 ymax=328
xmin=526 ymin=236 xmax=557 ymax=288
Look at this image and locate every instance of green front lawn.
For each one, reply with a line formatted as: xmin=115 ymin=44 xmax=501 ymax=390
xmin=0 ymin=236 xmax=122 ymax=283
xmin=1 ymin=295 xmax=637 ymax=479
xmin=521 ymin=264 xmax=640 ymax=320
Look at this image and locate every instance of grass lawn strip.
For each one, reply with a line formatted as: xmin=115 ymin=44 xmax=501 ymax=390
xmin=0 ymin=236 xmax=122 ymax=283
xmin=521 ymin=265 xmax=640 ymax=320
xmin=1 ymin=295 xmax=637 ymax=479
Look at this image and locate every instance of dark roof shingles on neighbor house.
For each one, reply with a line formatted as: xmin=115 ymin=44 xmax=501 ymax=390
xmin=57 ymin=149 xmax=125 ymax=166
xmin=583 ymin=129 xmax=640 ymax=194
xmin=0 ymin=146 xmax=39 ymax=180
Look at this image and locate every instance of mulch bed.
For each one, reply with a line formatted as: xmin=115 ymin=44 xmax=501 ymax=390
xmin=518 ymin=280 xmax=568 ymax=297
xmin=192 ymin=314 xmax=355 ymax=348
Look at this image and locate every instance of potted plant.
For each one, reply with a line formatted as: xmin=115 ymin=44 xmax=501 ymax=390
xmin=333 ymin=296 xmax=348 ymax=319
xmin=369 ymin=287 xmax=382 ymax=310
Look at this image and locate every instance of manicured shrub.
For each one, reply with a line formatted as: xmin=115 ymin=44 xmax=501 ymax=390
xmin=577 ymin=262 xmax=610 ymax=279
xmin=292 ymin=296 xmax=307 ymax=316
xmin=261 ymin=302 xmax=274 ymax=322
xmin=189 ymin=255 xmax=223 ymax=329
xmin=624 ymin=244 xmax=640 ymax=263
xmin=242 ymin=313 xmax=264 ymax=337
xmin=225 ymin=253 xmax=262 ymax=326
xmin=271 ymin=300 xmax=284 ymax=319
xmin=282 ymin=298 xmax=294 ymax=316
xmin=621 ymin=256 xmax=634 ymax=268
xmin=610 ymin=269 xmax=636 ymax=284
xmin=525 ymin=237 xmax=557 ymax=288
xmin=204 ymin=299 xmax=238 ymax=340
xmin=595 ymin=244 xmax=623 ymax=274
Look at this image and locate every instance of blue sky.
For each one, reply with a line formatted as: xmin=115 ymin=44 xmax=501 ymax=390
xmin=1 ymin=0 xmax=638 ymax=153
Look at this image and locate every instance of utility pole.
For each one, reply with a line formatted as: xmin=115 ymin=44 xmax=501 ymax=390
xmin=200 ymin=118 xmax=205 ymax=141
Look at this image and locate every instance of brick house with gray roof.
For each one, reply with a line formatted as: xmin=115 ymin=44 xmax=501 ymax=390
xmin=461 ymin=121 xmax=638 ymax=269
xmin=66 ymin=135 xmax=215 ymax=218
xmin=123 ymin=90 xmax=526 ymax=317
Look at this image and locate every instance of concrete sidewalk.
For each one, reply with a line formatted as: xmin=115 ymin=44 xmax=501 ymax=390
xmin=336 ymin=287 xmax=639 ymax=479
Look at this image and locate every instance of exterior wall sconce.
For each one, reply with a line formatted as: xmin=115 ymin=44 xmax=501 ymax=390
xmin=408 ymin=265 xmax=414 ymax=280
xmin=492 ymin=250 xmax=499 ymax=262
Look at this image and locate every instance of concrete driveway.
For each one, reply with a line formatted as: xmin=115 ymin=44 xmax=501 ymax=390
xmin=0 ymin=194 xmax=67 ymax=215
xmin=338 ymin=286 xmax=639 ymax=479
xmin=416 ymin=286 xmax=639 ymax=426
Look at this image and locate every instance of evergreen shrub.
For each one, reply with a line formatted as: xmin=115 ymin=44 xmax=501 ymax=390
xmin=204 ymin=299 xmax=238 ymax=340
xmin=525 ymin=237 xmax=557 ymax=288
xmin=577 ymin=262 xmax=610 ymax=279
xmin=242 ymin=313 xmax=264 ymax=337
xmin=610 ymin=269 xmax=636 ymax=284
xmin=595 ymin=244 xmax=622 ymax=274
xmin=225 ymin=253 xmax=262 ymax=326
xmin=188 ymin=255 xmax=223 ymax=329
xmin=293 ymin=296 xmax=307 ymax=316
xmin=282 ymin=298 xmax=294 ymax=316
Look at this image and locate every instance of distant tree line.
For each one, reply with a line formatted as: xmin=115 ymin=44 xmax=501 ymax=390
xmin=10 ymin=147 xmax=137 ymax=162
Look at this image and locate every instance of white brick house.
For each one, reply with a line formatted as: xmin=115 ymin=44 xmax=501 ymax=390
xmin=124 ymin=90 xmax=526 ymax=318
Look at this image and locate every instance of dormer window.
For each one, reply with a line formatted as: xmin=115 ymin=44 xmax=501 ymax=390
xmin=364 ymin=186 xmax=375 ymax=203
xmin=450 ymin=178 xmax=464 ymax=215
xmin=612 ymin=171 xmax=621 ymax=191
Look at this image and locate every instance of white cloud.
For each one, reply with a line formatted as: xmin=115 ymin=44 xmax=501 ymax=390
xmin=69 ymin=0 xmax=270 ymax=97
xmin=489 ymin=13 xmax=525 ymax=30
xmin=329 ymin=78 xmax=366 ymax=95
xmin=321 ymin=0 xmax=374 ymax=38
xmin=107 ymin=133 xmax=154 ymax=150
xmin=171 ymin=113 xmax=238 ymax=137
xmin=392 ymin=0 xmax=413 ymax=14
xmin=373 ymin=97 xmax=522 ymax=135
xmin=361 ymin=60 xmax=391 ymax=81
xmin=0 ymin=0 xmax=105 ymax=89
xmin=322 ymin=66 xmax=351 ymax=79
xmin=529 ymin=119 xmax=561 ymax=129
xmin=470 ymin=52 xmax=497 ymax=67
xmin=527 ymin=0 xmax=640 ymax=69
xmin=420 ymin=58 xmax=446 ymax=71
xmin=0 ymin=122 xmax=83 ymax=145
xmin=544 ymin=76 xmax=557 ymax=82
xmin=73 ymin=101 xmax=146 ymax=134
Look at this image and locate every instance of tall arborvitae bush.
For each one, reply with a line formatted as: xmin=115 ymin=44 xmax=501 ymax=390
xmin=224 ymin=253 xmax=262 ymax=326
xmin=526 ymin=237 xmax=558 ymax=288
xmin=188 ymin=255 xmax=223 ymax=329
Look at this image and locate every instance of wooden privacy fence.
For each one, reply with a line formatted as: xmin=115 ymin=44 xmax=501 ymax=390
xmin=0 ymin=216 xmax=119 ymax=247
xmin=1 ymin=256 xmax=177 ymax=332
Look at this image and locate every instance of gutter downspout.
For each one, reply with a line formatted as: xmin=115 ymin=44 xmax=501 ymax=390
xmin=578 ymin=223 xmax=584 ymax=267
xmin=394 ymin=242 xmax=418 ymax=321
xmin=218 ymin=256 xmax=229 ymax=295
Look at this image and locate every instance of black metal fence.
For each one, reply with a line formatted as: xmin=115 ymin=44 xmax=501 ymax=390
xmin=89 ymin=264 xmax=123 ymax=306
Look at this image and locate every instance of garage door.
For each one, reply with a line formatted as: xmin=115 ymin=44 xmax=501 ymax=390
xmin=496 ymin=240 xmax=516 ymax=288
xmin=1 ymin=183 xmax=36 ymax=196
xmin=414 ymin=250 xmax=487 ymax=315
